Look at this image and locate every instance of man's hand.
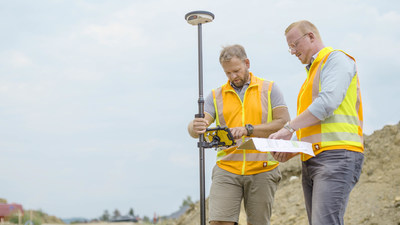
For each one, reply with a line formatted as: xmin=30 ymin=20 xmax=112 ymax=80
xmin=230 ymin=127 xmax=248 ymax=139
xmin=270 ymin=152 xmax=298 ymax=162
xmin=192 ymin=118 xmax=209 ymax=135
xmin=269 ymin=126 xmax=297 ymax=162
xmin=269 ymin=127 xmax=293 ymax=140
xmin=188 ymin=114 xmax=213 ymax=138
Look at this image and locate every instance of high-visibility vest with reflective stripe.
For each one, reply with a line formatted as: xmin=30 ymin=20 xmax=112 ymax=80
xmin=297 ymin=47 xmax=364 ymax=161
xmin=212 ymin=73 xmax=279 ymax=175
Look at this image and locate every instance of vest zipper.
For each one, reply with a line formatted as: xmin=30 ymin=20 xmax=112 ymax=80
xmin=227 ymin=84 xmax=257 ymax=175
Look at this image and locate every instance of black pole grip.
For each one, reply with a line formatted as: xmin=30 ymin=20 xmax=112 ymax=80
xmin=195 ymin=113 xmax=205 ymax=118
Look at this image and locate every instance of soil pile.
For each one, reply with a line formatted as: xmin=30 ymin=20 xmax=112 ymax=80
xmin=269 ymin=122 xmax=400 ymax=225
xmin=161 ymin=121 xmax=400 ymax=225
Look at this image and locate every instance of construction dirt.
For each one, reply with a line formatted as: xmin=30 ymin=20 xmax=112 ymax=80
xmin=163 ymin=122 xmax=400 ymax=225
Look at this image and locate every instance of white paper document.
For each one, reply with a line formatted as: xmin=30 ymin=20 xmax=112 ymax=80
xmin=237 ymin=137 xmax=314 ymax=157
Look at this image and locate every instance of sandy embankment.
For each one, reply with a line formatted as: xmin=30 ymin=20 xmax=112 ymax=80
xmin=44 ymin=223 xmax=139 ymax=225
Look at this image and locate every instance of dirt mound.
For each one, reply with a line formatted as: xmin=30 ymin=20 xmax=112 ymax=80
xmin=270 ymin=122 xmax=400 ymax=225
xmin=161 ymin=122 xmax=400 ymax=225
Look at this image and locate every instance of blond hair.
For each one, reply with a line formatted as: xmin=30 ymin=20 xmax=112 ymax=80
xmin=285 ymin=20 xmax=322 ymax=41
xmin=219 ymin=44 xmax=248 ymax=64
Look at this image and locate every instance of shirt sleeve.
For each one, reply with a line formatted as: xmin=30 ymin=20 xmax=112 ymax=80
xmin=307 ymin=51 xmax=357 ymax=120
xmin=270 ymin=82 xmax=287 ymax=109
xmin=204 ymin=91 xmax=216 ymax=120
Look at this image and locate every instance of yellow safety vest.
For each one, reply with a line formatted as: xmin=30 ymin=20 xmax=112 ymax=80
xmin=297 ymin=47 xmax=364 ymax=161
xmin=212 ymin=72 xmax=278 ymax=175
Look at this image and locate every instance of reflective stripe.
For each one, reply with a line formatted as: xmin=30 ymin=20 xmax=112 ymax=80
xmin=261 ymin=80 xmax=273 ymax=123
xmin=323 ymin=114 xmax=360 ymax=125
xmin=302 ymin=132 xmax=362 ymax=143
xmin=322 ymin=132 xmax=362 ymax=143
xmin=219 ymin=152 xmax=276 ymax=162
xmin=267 ymin=81 xmax=273 ymax=123
xmin=216 ymin=149 xmax=227 ymax=162
xmin=355 ymin=78 xmax=361 ymax=113
xmin=212 ymin=89 xmax=221 ymax=126
xmin=214 ymin=87 xmax=226 ymax=126
xmin=241 ymin=85 xmax=249 ymax=175
xmin=312 ymin=60 xmax=324 ymax=101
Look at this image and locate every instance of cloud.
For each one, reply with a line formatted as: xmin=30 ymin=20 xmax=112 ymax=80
xmin=83 ymin=23 xmax=147 ymax=47
xmin=168 ymin=152 xmax=197 ymax=168
xmin=8 ymin=51 xmax=34 ymax=67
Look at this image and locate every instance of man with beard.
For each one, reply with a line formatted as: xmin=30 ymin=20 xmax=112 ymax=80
xmin=188 ymin=44 xmax=289 ymax=225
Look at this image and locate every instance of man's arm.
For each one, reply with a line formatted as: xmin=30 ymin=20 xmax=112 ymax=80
xmin=188 ymin=113 xmax=214 ymax=138
xmin=269 ymin=108 xmax=320 ymax=162
xmin=269 ymin=52 xmax=356 ymax=162
xmin=229 ymin=106 xmax=290 ymax=139
xmin=269 ymin=109 xmax=320 ymax=140
xmin=254 ymin=82 xmax=291 ymax=137
xmin=307 ymin=51 xmax=356 ymax=120
xmin=270 ymin=52 xmax=354 ymax=141
xmin=254 ymin=106 xmax=290 ymax=137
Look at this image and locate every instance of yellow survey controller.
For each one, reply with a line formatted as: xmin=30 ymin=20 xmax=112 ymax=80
xmin=203 ymin=126 xmax=236 ymax=148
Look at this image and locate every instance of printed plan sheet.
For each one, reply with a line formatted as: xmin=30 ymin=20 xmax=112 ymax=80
xmin=237 ymin=137 xmax=314 ymax=157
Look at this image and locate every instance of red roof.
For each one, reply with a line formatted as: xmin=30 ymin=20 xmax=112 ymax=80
xmin=0 ymin=203 xmax=24 ymax=218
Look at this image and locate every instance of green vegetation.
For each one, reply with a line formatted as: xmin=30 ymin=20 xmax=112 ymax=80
xmin=181 ymin=196 xmax=194 ymax=208
xmin=128 ymin=208 xmax=134 ymax=216
xmin=7 ymin=210 xmax=64 ymax=225
xmin=100 ymin=210 xmax=110 ymax=221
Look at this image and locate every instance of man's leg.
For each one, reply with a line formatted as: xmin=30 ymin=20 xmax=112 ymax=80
xmin=243 ymin=167 xmax=281 ymax=225
xmin=305 ymin=150 xmax=364 ymax=225
xmin=209 ymin=165 xmax=243 ymax=224
xmin=301 ymin=161 xmax=313 ymax=225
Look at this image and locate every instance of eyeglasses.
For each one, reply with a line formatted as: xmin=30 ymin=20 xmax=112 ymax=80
xmin=288 ymin=33 xmax=309 ymax=53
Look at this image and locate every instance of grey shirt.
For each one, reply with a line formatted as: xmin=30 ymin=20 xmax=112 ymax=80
xmin=306 ymin=50 xmax=357 ymax=120
xmin=204 ymin=79 xmax=287 ymax=120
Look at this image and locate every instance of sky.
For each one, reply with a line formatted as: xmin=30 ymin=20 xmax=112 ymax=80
xmin=1 ymin=0 xmax=399 ymax=220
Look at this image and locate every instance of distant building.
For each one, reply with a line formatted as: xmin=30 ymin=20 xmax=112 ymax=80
xmin=0 ymin=203 xmax=24 ymax=220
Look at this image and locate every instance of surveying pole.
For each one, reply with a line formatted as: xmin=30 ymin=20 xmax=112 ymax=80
xmin=185 ymin=10 xmax=214 ymax=225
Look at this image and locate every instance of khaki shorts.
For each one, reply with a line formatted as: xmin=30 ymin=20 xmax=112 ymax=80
xmin=209 ymin=165 xmax=281 ymax=225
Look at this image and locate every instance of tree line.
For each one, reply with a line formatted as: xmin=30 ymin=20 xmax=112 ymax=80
xmin=98 ymin=196 xmax=194 ymax=223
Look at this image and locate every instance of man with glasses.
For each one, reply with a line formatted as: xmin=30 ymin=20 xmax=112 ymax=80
xmin=269 ymin=20 xmax=364 ymax=225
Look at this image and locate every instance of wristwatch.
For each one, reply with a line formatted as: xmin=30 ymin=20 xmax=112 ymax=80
xmin=245 ymin=124 xmax=254 ymax=136
xmin=283 ymin=121 xmax=295 ymax=133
